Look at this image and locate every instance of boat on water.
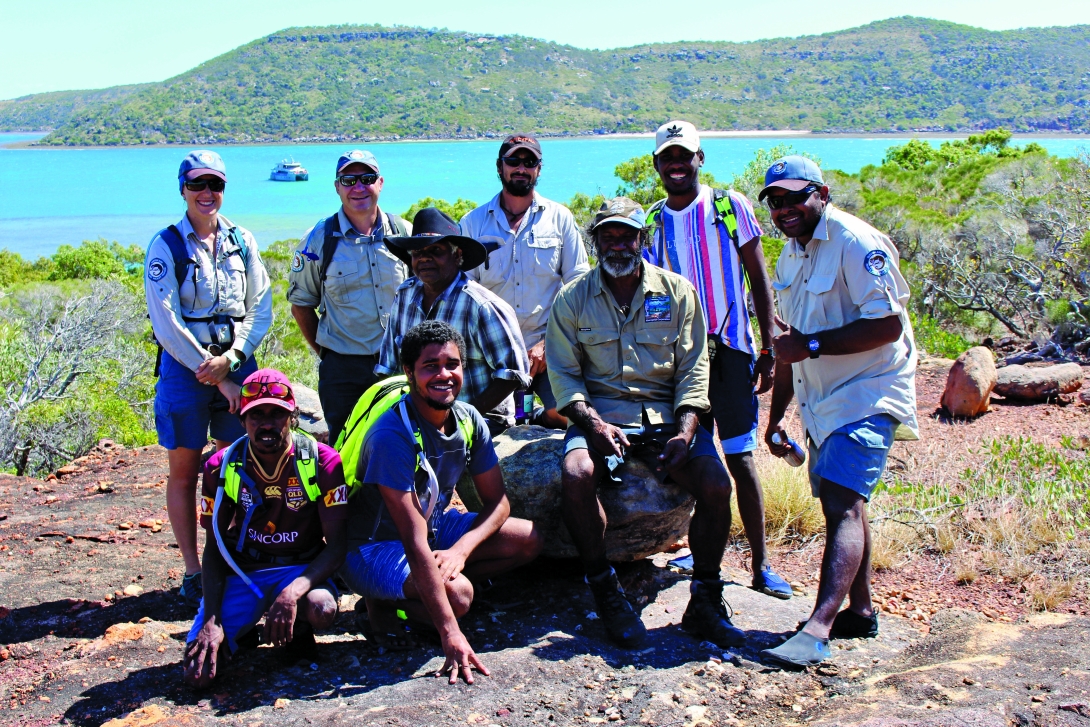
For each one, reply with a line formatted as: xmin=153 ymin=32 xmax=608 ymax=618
xmin=269 ymin=158 xmax=309 ymax=181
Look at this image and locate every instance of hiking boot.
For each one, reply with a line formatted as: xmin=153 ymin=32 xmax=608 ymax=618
xmin=179 ymin=572 xmax=203 ymax=609
xmin=586 ymin=569 xmax=647 ymax=649
xmin=761 ymin=631 xmax=831 ymax=669
xmin=795 ymin=609 xmax=879 ymax=639
xmin=752 ymin=566 xmax=793 ymax=600
xmin=682 ymin=579 xmax=746 ymax=648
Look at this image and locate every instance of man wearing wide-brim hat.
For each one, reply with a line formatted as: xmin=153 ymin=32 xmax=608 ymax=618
xmin=375 ymin=208 xmax=531 ymax=434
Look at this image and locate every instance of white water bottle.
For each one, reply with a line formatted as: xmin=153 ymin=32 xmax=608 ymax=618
xmin=771 ymin=432 xmax=806 ymax=467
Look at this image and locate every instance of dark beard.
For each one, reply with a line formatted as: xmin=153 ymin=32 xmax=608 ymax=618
xmin=422 ymin=396 xmax=455 ymax=411
xmin=501 ymin=175 xmax=535 ymax=197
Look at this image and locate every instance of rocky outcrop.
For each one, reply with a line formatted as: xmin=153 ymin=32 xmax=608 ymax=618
xmin=457 ymin=425 xmax=694 ymax=561
xmin=993 ymin=363 xmax=1084 ymax=401
xmin=293 ymin=383 xmax=328 ymax=443
xmin=940 ymin=347 xmax=996 ymax=417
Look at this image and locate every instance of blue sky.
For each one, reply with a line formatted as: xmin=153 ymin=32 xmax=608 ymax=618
xmin=5 ymin=0 xmax=1090 ymax=100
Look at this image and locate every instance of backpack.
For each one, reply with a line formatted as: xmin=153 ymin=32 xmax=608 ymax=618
xmin=151 ymin=224 xmax=251 ymax=376
xmin=210 ymin=429 xmax=321 ymax=597
xmin=644 ymin=189 xmax=740 ymax=273
xmin=319 ymin=212 xmax=410 ymax=283
xmin=334 ymin=376 xmax=475 ymax=504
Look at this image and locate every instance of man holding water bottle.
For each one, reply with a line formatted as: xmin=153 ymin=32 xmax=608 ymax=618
xmin=759 ymin=156 xmax=918 ymax=668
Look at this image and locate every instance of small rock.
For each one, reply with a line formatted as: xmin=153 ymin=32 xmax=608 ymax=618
xmin=273 ymin=698 xmax=290 ymax=709
xmin=138 ymin=617 xmax=153 ymax=624
xmin=100 ymin=622 xmax=145 ymax=646
xmin=57 ymin=465 xmax=79 ymax=476
xmin=118 ymin=522 xmax=133 ymax=531
xmin=123 ymin=585 xmax=143 ymax=597
xmin=1059 ymin=703 xmax=1090 ymax=717
xmin=941 ymin=346 xmax=997 ymax=417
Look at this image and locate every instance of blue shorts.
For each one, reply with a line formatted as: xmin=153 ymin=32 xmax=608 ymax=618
xmin=562 ymin=421 xmax=720 ymax=484
xmin=529 ymin=371 xmax=558 ymax=412
xmin=185 ymin=565 xmax=337 ymax=653
xmin=701 ymin=346 xmax=759 ymax=455
xmin=339 ymin=508 xmax=479 ymax=602
xmin=808 ymin=414 xmax=899 ymax=501
xmin=154 ymin=352 xmax=257 ymax=450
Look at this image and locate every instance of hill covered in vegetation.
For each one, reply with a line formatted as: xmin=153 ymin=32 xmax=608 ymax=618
xmin=5 ymin=17 xmax=1090 ymax=144
xmin=0 ymin=84 xmax=151 ymax=133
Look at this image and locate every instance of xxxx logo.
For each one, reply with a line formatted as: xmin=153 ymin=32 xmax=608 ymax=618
xmin=199 ymin=496 xmax=214 ymax=517
xmin=323 ymin=485 xmax=348 ymax=507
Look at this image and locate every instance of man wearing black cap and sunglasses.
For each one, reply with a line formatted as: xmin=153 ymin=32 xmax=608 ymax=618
xmin=459 ymin=133 xmax=589 ymax=429
xmin=376 ymin=208 xmax=531 ymax=435
xmin=758 ymin=156 xmax=918 ymax=668
xmin=288 ymin=149 xmax=412 ymax=444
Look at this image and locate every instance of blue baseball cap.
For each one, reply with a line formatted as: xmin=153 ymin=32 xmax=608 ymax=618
xmin=758 ymin=155 xmax=825 ymax=200
xmin=336 ymin=149 xmax=380 ymax=175
xmin=178 ymin=150 xmax=226 ymax=189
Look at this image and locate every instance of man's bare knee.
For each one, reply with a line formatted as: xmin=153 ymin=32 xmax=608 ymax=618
xmin=446 ymin=576 xmax=474 ymax=617
xmin=561 ymin=451 xmax=600 ymax=495
xmin=685 ymin=458 xmax=733 ymax=507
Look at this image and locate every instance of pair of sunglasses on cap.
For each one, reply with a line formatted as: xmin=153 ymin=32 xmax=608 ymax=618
xmin=184 ymin=179 xmax=226 ymax=193
xmin=240 ymin=381 xmax=292 ymax=400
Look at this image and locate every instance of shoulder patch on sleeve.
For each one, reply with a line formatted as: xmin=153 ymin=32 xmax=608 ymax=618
xmin=863 ymin=249 xmax=890 ymax=277
xmin=291 ymin=251 xmax=305 ymax=272
xmin=147 ymin=258 xmax=168 ymax=282
xmin=323 ymin=484 xmax=348 ymax=507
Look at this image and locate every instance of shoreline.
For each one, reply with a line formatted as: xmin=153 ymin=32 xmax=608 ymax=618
xmin=5 ymin=129 xmax=1090 ymax=150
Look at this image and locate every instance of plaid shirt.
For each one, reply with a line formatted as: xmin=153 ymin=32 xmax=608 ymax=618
xmin=375 ymin=272 xmax=531 ymax=425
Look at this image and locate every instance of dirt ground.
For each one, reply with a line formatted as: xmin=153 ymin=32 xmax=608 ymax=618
xmin=1 ymin=362 xmax=1088 ymax=727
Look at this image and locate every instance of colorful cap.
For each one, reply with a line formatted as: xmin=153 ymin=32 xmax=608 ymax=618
xmin=336 ymin=149 xmax=380 ymax=175
xmin=758 ymin=155 xmax=825 ymax=200
xmin=178 ymin=150 xmax=227 ymax=184
xmin=590 ymin=196 xmax=646 ymax=231
xmin=499 ymin=133 xmax=542 ymax=160
xmin=653 ymin=120 xmax=700 ymax=156
xmin=239 ymin=368 xmax=296 ymax=417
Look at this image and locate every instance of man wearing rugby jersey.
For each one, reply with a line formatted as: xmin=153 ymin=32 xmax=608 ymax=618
xmin=646 ymin=121 xmax=791 ymax=600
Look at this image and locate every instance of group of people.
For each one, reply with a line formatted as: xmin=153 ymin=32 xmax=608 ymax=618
xmin=144 ymin=120 xmax=917 ymax=685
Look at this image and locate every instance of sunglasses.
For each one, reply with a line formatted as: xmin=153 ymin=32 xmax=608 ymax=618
xmin=184 ymin=178 xmax=226 ymax=193
xmin=500 ymin=156 xmax=540 ymax=169
xmin=765 ymin=186 xmax=819 ymax=210
xmin=338 ymin=173 xmax=379 ymax=187
xmin=240 ymin=381 xmax=293 ymax=400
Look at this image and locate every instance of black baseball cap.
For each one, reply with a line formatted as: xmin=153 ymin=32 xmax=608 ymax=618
xmin=499 ymin=133 xmax=541 ymax=160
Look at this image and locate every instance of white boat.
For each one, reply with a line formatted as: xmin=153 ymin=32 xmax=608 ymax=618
xmin=269 ymin=158 xmax=309 ymax=181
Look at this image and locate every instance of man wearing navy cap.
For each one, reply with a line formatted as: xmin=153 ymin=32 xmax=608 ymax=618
xmin=288 ymin=150 xmax=412 ymax=444
xmin=758 ymin=156 xmax=918 ymax=668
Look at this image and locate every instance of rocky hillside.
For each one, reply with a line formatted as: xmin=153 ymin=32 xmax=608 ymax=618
xmin=5 ymin=17 xmax=1090 ymax=143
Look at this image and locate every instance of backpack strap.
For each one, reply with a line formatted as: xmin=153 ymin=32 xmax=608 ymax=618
xmin=711 ymin=189 xmax=740 ymax=245
xmin=157 ymin=225 xmax=191 ymax=288
xmin=319 ymin=214 xmax=341 ymax=283
xmin=292 ymin=430 xmax=321 ymax=502
xmin=386 ymin=212 xmax=410 ymax=237
xmin=644 ymin=199 xmax=680 ymax=272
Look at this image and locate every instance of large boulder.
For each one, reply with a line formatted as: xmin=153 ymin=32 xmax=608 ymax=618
xmin=293 ymin=383 xmax=329 ymax=443
xmin=457 ymin=426 xmax=694 ymax=561
xmin=994 ymin=363 xmax=1084 ymax=401
xmin=940 ymin=346 xmax=996 ymax=417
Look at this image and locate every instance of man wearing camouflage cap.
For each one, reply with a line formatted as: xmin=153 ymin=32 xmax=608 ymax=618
xmin=546 ymin=197 xmax=746 ymax=651
xmin=288 ymin=150 xmax=412 ymax=444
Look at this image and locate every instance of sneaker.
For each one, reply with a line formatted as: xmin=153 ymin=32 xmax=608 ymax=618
xmin=586 ymin=569 xmax=647 ymax=649
xmin=795 ymin=609 xmax=879 ymax=639
xmin=761 ymin=631 xmax=832 ymax=668
xmin=681 ymin=579 xmax=746 ymax=648
xmin=752 ymin=566 xmax=793 ymax=600
xmin=179 ymin=572 xmax=203 ymax=608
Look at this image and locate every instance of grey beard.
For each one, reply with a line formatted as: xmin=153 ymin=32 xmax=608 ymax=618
xmin=600 ymin=252 xmax=640 ymax=278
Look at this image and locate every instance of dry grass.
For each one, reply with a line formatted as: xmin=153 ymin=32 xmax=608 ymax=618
xmin=1026 ymin=579 xmax=1076 ymax=612
xmin=729 ymin=453 xmax=823 ymax=544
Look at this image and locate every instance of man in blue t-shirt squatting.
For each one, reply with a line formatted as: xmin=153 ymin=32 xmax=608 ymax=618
xmin=339 ymin=320 xmax=543 ymax=684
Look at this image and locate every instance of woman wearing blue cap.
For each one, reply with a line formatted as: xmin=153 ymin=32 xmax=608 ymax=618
xmin=144 ymin=150 xmax=272 ymax=608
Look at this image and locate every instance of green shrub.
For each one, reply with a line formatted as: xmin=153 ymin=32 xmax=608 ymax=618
xmin=402 ymin=197 xmax=479 ymax=223
xmin=910 ymin=312 xmax=972 ymax=359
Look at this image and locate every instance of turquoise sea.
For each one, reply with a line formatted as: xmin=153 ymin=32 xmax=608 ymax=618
xmin=1 ymin=133 xmax=1087 ymax=259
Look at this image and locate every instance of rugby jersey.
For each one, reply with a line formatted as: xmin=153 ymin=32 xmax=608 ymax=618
xmin=644 ymin=185 xmax=763 ymax=355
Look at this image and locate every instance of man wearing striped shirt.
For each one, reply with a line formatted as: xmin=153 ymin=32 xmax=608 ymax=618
xmin=645 ymin=120 xmax=792 ymax=600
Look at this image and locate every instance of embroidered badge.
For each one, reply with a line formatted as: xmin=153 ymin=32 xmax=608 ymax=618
xmin=323 ymin=485 xmax=348 ymax=507
xmin=349 ymin=150 xmax=365 ymax=160
xmin=665 ymin=124 xmax=684 ymax=138
xmin=609 ymin=198 xmax=627 ymax=214
xmin=863 ymin=249 xmax=890 ymax=276
xmin=239 ymin=488 xmax=253 ymax=510
xmin=291 ymin=251 xmax=305 ymax=272
xmin=198 ymin=152 xmax=214 ymax=164
xmin=771 ymin=161 xmax=786 ymax=174
xmin=285 ymin=479 xmax=306 ymax=512
xmin=264 ymin=486 xmax=282 ymax=498
xmin=644 ymin=294 xmax=672 ymax=322
xmin=199 ymin=496 xmax=214 ymax=517
xmin=147 ymin=258 xmax=168 ymax=282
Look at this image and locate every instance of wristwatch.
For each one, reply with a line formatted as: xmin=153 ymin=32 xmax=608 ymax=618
xmin=227 ymin=349 xmax=246 ymax=372
xmin=759 ymin=347 xmax=775 ymax=359
xmin=807 ymin=336 xmax=821 ymax=359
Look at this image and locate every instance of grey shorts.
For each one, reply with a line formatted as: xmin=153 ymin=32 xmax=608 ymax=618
xmin=562 ymin=421 xmax=719 ymax=484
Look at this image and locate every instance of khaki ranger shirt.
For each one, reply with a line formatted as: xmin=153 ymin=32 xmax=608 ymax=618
xmin=546 ymin=261 xmax=710 ymax=427
xmin=772 ymin=204 xmax=919 ymax=448
xmin=286 ymin=208 xmax=410 ymax=356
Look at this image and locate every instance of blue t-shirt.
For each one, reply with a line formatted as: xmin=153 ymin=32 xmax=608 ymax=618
xmin=345 ymin=398 xmax=498 ymax=546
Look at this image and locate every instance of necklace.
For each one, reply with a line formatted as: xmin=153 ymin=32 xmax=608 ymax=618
xmin=619 ymin=305 xmax=630 ymax=317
